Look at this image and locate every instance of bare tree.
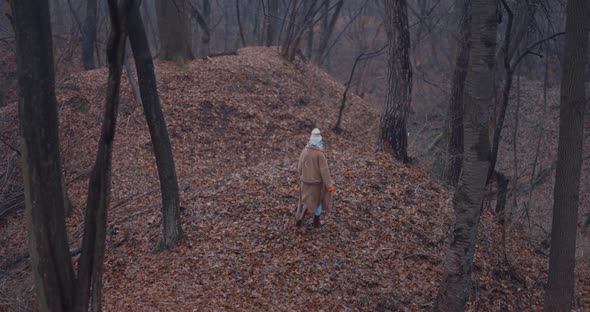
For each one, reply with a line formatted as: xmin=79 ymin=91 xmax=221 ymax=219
xmin=82 ymin=0 xmax=97 ymax=70
xmin=156 ymin=0 xmax=193 ymax=63
xmin=281 ymin=0 xmax=302 ymax=61
xmin=264 ymin=0 xmax=278 ymax=46
xmin=12 ymin=0 xmax=131 ymax=310
xmin=83 ymin=0 xmax=98 ymax=69
xmin=201 ymin=0 xmax=211 ymax=55
xmin=494 ymin=0 xmax=538 ymax=82
xmin=543 ymin=0 xmax=589 ymax=310
xmin=235 ymin=0 xmax=246 ymax=46
xmin=444 ymin=0 xmax=470 ymax=186
xmin=316 ymin=0 xmax=344 ymax=65
xmin=11 ymin=0 xmax=76 ymax=309
xmin=379 ymin=0 xmax=411 ymax=163
xmin=127 ymin=0 xmax=184 ymax=250
xmin=76 ymin=0 xmax=129 ymax=310
xmin=434 ymin=0 xmax=498 ymax=310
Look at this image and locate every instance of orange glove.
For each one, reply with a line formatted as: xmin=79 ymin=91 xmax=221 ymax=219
xmin=327 ymin=186 xmax=335 ymax=192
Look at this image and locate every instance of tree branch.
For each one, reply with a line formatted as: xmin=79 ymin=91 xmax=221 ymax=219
xmin=512 ymin=32 xmax=565 ymax=68
xmin=0 ymin=135 xmax=20 ymax=156
xmin=334 ymin=44 xmax=388 ymax=131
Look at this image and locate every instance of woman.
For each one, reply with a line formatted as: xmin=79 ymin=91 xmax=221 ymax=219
xmin=293 ymin=128 xmax=335 ymax=228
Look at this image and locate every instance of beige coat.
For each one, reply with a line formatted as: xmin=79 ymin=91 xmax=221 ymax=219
xmin=293 ymin=146 xmax=334 ymax=221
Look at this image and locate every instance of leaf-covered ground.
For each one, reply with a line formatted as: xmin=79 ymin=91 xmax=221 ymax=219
xmin=1 ymin=47 xmax=588 ymax=311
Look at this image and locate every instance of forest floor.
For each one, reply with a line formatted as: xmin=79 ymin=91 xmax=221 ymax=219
xmin=1 ymin=47 xmax=589 ymax=311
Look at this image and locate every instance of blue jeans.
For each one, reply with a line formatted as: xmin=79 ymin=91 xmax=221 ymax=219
xmin=315 ymin=203 xmax=323 ymax=216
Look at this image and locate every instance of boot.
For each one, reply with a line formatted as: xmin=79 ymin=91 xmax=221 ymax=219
xmin=296 ymin=219 xmax=304 ymax=228
xmin=313 ymin=215 xmax=325 ymax=228
xmin=296 ymin=209 xmax=306 ymax=228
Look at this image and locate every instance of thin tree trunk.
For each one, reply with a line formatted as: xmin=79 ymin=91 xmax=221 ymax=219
xmin=236 ymin=0 xmax=246 ymax=46
xmin=543 ymin=0 xmax=589 ymax=310
xmin=281 ymin=0 xmax=300 ymax=61
xmin=200 ymin=0 xmax=211 ymax=56
xmin=444 ymin=0 xmax=470 ymax=186
xmin=379 ymin=0 xmax=411 ymax=163
xmin=490 ymin=0 xmax=538 ymax=165
xmin=511 ymin=67 xmax=521 ymax=225
xmin=265 ymin=0 xmax=278 ymax=46
xmin=306 ymin=4 xmax=314 ymax=60
xmin=434 ymin=0 xmax=498 ymax=310
xmin=127 ymin=0 xmax=183 ymax=250
xmin=488 ymin=0 xmax=514 ymax=182
xmin=488 ymin=30 xmax=566 ymax=180
xmin=316 ymin=0 xmax=343 ymax=65
xmin=253 ymin=0 xmax=263 ymax=45
xmin=494 ymin=170 xmax=510 ymax=221
xmin=11 ymin=0 xmax=76 ymax=310
xmin=76 ymin=1 xmax=128 ymax=310
xmin=494 ymin=0 xmax=538 ymax=80
xmin=155 ymin=0 xmax=193 ymax=63
xmin=124 ymin=42 xmax=142 ymax=104
xmin=83 ymin=0 xmax=98 ymax=69
xmin=527 ymin=44 xmax=550 ymax=206
xmin=335 ymin=44 xmax=387 ymax=132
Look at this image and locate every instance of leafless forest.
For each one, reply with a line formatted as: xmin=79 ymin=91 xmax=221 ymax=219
xmin=1 ymin=0 xmax=589 ymax=311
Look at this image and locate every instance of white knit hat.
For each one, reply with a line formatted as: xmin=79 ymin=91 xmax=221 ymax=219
xmin=309 ymin=128 xmax=322 ymax=142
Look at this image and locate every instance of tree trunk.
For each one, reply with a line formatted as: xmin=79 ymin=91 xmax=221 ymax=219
xmin=203 ymin=0 xmax=211 ymax=53
xmin=316 ymin=0 xmax=343 ymax=65
xmin=127 ymin=0 xmax=183 ymax=250
xmin=379 ymin=0 xmax=412 ymax=163
xmin=11 ymin=0 xmax=76 ymax=310
xmin=236 ymin=0 xmax=246 ymax=46
xmin=494 ymin=170 xmax=510 ymax=223
xmin=253 ymin=0 xmax=263 ymax=45
xmin=197 ymin=0 xmax=211 ymax=56
xmin=434 ymin=0 xmax=498 ymax=310
xmin=305 ymin=0 xmax=314 ymax=60
xmin=281 ymin=0 xmax=300 ymax=61
xmin=543 ymin=0 xmax=589 ymax=310
xmin=445 ymin=0 xmax=470 ymax=186
xmin=265 ymin=0 xmax=278 ymax=46
xmin=490 ymin=0 xmax=538 ymax=167
xmin=76 ymin=1 xmax=128 ymax=310
xmin=494 ymin=0 xmax=538 ymax=80
xmin=83 ymin=0 xmax=98 ymax=69
xmin=155 ymin=0 xmax=193 ymax=63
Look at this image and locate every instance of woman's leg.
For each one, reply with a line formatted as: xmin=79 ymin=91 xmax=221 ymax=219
xmin=313 ymin=203 xmax=325 ymax=228
xmin=314 ymin=203 xmax=323 ymax=216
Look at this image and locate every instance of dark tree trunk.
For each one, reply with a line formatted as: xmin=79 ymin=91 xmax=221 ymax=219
xmin=11 ymin=0 xmax=76 ymax=310
xmin=489 ymin=1 xmax=539 ymax=176
xmin=281 ymin=0 xmax=301 ymax=61
xmin=445 ymin=0 xmax=470 ymax=186
xmin=156 ymin=0 xmax=193 ymax=63
xmin=543 ymin=0 xmax=589 ymax=310
xmin=253 ymin=0 xmax=263 ymax=45
xmin=76 ymin=0 xmax=128 ymax=310
xmin=316 ymin=0 xmax=343 ymax=65
xmin=379 ymin=0 xmax=412 ymax=163
xmin=494 ymin=0 xmax=538 ymax=81
xmin=494 ymin=170 xmax=510 ymax=222
xmin=236 ymin=0 xmax=246 ymax=46
xmin=281 ymin=0 xmax=319 ymax=61
xmin=203 ymin=0 xmax=211 ymax=52
xmin=83 ymin=0 xmax=98 ymax=69
xmin=265 ymin=0 xmax=278 ymax=46
xmin=195 ymin=0 xmax=211 ymax=56
xmin=434 ymin=0 xmax=498 ymax=310
xmin=305 ymin=0 xmax=314 ymax=60
xmin=127 ymin=0 xmax=183 ymax=250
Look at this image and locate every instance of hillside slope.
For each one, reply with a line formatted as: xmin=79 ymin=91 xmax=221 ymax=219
xmin=1 ymin=47 xmax=587 ymax=311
